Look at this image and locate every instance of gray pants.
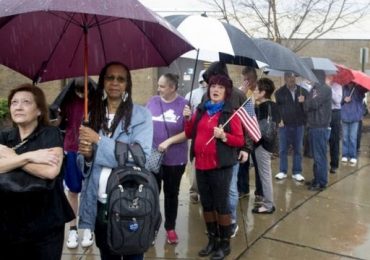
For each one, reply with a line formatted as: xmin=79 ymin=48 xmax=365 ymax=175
xmin=255 ymin=145 xmax=274 ymax=209
xmin=189 ymin=160 xmax=198 ymax=196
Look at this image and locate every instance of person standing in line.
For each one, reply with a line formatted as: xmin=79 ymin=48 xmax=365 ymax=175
xmin=237 ymin=66 xmax=264 ymax=204
xmin=78 ymin=62 xmax=152 ymax=260
xmin=274 ymin=72 xmax=308 ymax=182
xmin=0 ymin=84 xmax=74 ymax=259
xmin=340 ymin=82 xmax=367 ymax=166
xmin=51 ymin=78 xmax=96 ymax=249
xmin=304 ymin=70 xmax=332 ymax=191
xmin=201 ymin=62 xmax=251 ymax=239
xmin=326 ymin=75 xmax=343 ymax=173
xmin=252 ymin=78 xmax=280 ymax=214
xmin=146 ymin=73 xmax=188 ymax=245
xmin=184 ymin=74 xmax=245 ymax=259
xmin=185 ymin=69 xmax=207 ymax=204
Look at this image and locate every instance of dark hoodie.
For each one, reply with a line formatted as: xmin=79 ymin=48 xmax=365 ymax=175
xmin=303 ymin=70 xmax=332 ymax=128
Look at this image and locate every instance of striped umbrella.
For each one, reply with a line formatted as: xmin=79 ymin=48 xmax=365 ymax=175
xmin=165 ymin=14 xmax=268 ymax=67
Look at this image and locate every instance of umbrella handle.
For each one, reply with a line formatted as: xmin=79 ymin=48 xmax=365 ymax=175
xmin=187 ymin=49 xmax=200 ymax=109
xmin=84 ymin=26 xmax=89 ymax=123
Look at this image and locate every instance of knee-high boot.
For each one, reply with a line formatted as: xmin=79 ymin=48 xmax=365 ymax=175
xmin=211 ymin=224 xmax=231 ymax=260
xmin=198 ymin=222 xmax=219 ymax=256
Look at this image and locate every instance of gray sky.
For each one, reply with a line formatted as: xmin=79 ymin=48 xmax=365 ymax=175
xmin=140 ymin=0 xmax=370 ymax=39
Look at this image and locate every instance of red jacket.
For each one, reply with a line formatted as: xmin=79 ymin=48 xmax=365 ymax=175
xmin=185 ymin=111 xmax=244 ymax=170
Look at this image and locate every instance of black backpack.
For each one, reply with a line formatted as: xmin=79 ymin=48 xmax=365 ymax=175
xmin=106 ymin=142 xmax=161 ymax=255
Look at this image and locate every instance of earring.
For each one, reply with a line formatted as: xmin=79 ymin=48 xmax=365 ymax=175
xmin=102 ymin=90 xmax=107 ymax=100
xmin=122 ymin=92 xmax=129 ymax=102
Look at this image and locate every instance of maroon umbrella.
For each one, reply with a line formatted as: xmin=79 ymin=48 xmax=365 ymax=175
xmin=0 ymin=0 xmax=193 ymax=120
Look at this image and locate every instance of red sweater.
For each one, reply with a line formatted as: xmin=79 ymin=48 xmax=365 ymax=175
xmin=185 ymin=111 xmax=244 ymax=170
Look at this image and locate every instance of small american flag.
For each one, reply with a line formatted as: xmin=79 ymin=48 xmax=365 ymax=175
xmin=236 ymin=99 xmax=261 ymax=142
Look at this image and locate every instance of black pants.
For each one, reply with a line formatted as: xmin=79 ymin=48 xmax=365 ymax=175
xmin=329 ymin=109 xmax=341 ymax=169
xmin=95 ymin=203 xmax=144 ymax=260
xmin=0 ymin=225 xmax=65 ymax=260
xmin=196 ymin=167 xmax=232 ymax=214
xmin=155 ymin=164 xmax=186 ymax=230
xmin=237 ymin=151 xmax=263 ymax=196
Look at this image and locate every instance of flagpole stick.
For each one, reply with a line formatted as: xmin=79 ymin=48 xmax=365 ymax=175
xmin=205 ymin=97 xmax=251 ymax=146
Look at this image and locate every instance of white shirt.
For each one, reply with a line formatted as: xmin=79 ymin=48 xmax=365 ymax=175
xmin=185 ymin=84 xmax=207 ymax=112
xmin=330 ymin=82 xmax=343 ymax=110
xmin=98 ymin=113 xmax=115 ymax=203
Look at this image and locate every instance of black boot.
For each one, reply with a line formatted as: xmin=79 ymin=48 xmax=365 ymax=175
xmin=198 ymin=222 xmax=219 ymax=257
xmin=211 ymin=239 xmax=230 ymax=260
xmin=211 ymin=225 xmax=231 ymax=260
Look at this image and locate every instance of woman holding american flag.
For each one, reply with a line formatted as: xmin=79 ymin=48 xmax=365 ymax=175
xmin=183 ymin=74 xmax=244 ymax=260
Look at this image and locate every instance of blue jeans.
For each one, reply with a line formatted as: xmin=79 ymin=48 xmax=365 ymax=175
xmin=309 ymin=128 xmax=329 ymax=187
xmin=342 ymin=121 xmax=359 ymax=159
xmin=229 ymin=164 xmax=239 ymax=224
xmin=279 ymin=125 xmax=304 ymax=175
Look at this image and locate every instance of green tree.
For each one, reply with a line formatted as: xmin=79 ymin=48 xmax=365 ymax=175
xmin=0 ymin=97 xmax=9 ymax=119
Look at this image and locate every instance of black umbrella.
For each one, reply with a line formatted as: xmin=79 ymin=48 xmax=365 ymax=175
xmin=166 ymin=15 xmax=268 ymax=67
xmin=49 ymin=77 xmax=97 ymax=122
xmin=253 ymin=39 xmax=318 ymax=82
xmin=165 ymin=14 xmax=268 ymax=103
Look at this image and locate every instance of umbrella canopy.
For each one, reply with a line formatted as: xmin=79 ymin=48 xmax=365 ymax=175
xmin=301 ymin=57 xmax=337 ymax=75
xmin=253 ymin=38 xmax=317 ymax=82
xmin=165 ymin=14 xmax=268 ymax=67
xmin=333 ymin=64 xmax=370 ymax=90
xmin=332 ymin=64 xmax=354 ymax=85
xmin=0 ymin=0 xmax=193 ymax=120
xmin=351 ymin=70 xmax=370 ymax=90
xmin=0 ymin=0 xmax=193 ymax=82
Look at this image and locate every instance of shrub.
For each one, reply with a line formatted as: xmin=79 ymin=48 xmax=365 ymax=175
xmin=0 ymin=98 xmax=9 ymax=119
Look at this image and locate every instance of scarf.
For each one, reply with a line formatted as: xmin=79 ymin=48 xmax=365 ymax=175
xmin=204 ymin=100 xmax=224 ymax=116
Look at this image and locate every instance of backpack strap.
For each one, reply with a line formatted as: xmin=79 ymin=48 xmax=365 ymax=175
xmin=115 ymin=141 xmax=146 ymax=168
xmin=115 ymin=141 xmax=129 ymax=167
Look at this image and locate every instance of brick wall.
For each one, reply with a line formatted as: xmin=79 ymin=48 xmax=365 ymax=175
xmin=1 ymin=39 xmax=369 ymax=106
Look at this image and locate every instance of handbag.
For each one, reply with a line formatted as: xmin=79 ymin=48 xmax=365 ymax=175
xmin=146 ymin=99 xmax=169 ymax=174
xmin=0 ymin=169 xmax=56 ymax=192
xmin=258 ymin=102 xmax=277 ymax=143
xmin=145 ymin=148 xmax=164 ymax=174
xmin=0 ymin=138 xmax=57 ymax=192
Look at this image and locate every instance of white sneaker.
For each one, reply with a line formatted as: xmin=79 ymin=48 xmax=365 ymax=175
xmin=230 ymin=224 xmax=239 ymax=238
xmin=341 ymin=157 xmax=348 ymax=163
xmin=81 ymin=229 xmax=94 ymax=248
xmin=275 ymin=172 xmax=287 ymax=180
xmin=292 ymin=173 xmax=305 ymax=182
xmin=349 ymin=158 xmax=357 ymax=166
xmin=66 ymin=229 xmax=79 ymax=249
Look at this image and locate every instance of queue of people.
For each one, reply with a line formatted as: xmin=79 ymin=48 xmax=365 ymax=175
xmin=0 ymin=60 xmax=367 ymax=260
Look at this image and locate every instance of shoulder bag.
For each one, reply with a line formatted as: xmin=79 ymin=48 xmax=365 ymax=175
xmin=146 ymin=99 xmax=169 ymax=174
xmin=258 ymin=102 xmax=277 ymax=143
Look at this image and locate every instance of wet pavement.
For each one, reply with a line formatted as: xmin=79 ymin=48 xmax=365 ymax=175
xmin=62 ymin=120 xmax=370 ymax=260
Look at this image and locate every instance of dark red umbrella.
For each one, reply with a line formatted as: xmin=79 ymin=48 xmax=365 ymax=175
xmin=0 ymin=0 xmax=193 ymax=120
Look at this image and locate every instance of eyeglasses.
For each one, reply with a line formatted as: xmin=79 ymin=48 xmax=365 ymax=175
xmin=104 ymin=75 xmax=127 ymax=83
